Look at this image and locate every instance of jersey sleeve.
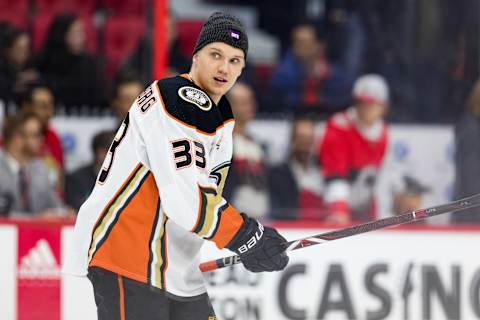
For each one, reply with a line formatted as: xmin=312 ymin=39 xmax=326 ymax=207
xmin=207 ymin=121 xmax=234 ymax=199
xmin=130 ymin=82 xmax=244 ymax=249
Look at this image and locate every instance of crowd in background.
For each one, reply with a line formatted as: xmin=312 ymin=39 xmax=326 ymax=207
xmin=0 ymin=0 xmax=479 ymax=224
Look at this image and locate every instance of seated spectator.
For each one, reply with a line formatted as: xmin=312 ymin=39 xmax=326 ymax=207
xmin=392 ymin=175 xmax=430 ymax=215
xmin=65 ymin=130 xmax=115 ymax=211
xmin=0 ymin=113 xmax=71 ymax=217
xmin=268 ymin=23 xmax=353 ymax=112
xmin=453 ymin=80 xmax=480 ymax=223
xmin=18 ymin=83 xmax=64 ymax=193
xmin=34 ymin=14 xmax=106 ymax=110
xmin=318 ymin=74 xmax=389 ymax=223
xmin=224 ymin=82 xmax=268 ymax=218
xmin=269 ymin=116 xmax=325 ymax=220
xmin=110 ymin=70 xmax=144 ymax=122
xmin=0 ymin=24 xmax=38 ymax=105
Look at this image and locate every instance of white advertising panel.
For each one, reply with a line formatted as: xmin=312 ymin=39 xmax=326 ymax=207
xmin=3 ymin=223 xmax=478 ymax=320
xmin=0 ymin=226 xmax=17 ymax=320
xmin=203 ymin=228 xmax=480 ymax=320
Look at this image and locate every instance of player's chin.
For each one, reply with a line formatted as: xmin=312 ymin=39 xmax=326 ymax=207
xmin=209 ymin=83 xmax=231 ymax=97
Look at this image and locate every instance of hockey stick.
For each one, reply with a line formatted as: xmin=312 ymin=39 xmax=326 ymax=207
xmin=200 ymin=193 xmax=480 ymax=273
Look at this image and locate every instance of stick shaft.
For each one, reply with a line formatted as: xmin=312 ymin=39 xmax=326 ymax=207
xmin=200 ymin=193 xmax=480 ymax=273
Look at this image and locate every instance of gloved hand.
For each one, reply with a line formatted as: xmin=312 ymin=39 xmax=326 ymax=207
xmin=226 ymin=213 xmax=289 ymax=272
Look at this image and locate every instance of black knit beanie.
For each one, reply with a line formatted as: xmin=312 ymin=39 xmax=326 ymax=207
xmin=193 ymin=12 xmax=248 ymax=59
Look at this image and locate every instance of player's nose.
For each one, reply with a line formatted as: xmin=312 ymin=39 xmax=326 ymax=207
xmin=217 ymin=60 xmax=229 ymax=75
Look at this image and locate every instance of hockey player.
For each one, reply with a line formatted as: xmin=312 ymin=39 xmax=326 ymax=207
xmin=63 ymin=12 xmax=289 ymax=320
xmin=318 ymin=74 xmax=389 ymax=223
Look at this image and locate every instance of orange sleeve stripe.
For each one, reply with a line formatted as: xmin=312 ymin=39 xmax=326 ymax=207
xmin=210 ymin=205 xmax=244 ymax=249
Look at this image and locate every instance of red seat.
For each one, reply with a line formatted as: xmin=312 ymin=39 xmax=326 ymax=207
xmin=32 ymin=13 xmax=98 ymax=53
xmin=34 ymin=0 xmax=97 ymax=15
xmin=101 ymin=0 xmax=146 ymax=16
xmin=0 ymin=14 xmax=28 ymax=29
xmin=103 ymin=16 xmax=145 ymax=77
xmin=176 ymin=20 xmax=203 ymax=57
xmin=0 ymin=0 xmax=28 ymax=28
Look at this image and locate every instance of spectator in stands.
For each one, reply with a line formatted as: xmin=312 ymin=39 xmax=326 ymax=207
xmin=0 ymin=24 xmax=38 ymax=105
xmin=318 ymin=74 xmax=389 ymax=224
xmin=0 ymin=113 xmax=71 ymax=217
xmin=268 ymin=116 xmax=325 ymax=220
xmin=224 ymin=82 xmax=268 ymax=218
xmin=18 ymin=83 xmax=63 ymax=167
xmin=392 ymin=175 xmax=430 ymax=216
xmin=65 ymin=130 xmax=115 ymax=212
xmin=110 ymin=70 xmax=144 ymax=122
xmin=453 ymin=80 xmax=480 ymax=223
xmin=34 ymin=14 xmax=106 ymax=110
xmin=268 ymin=23 xmax=352 ymax=112
xmin=18 ymin=83 xmax=64 ymax=194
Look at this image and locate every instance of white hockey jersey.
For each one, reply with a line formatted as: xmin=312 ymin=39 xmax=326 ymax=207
xmin=63 ymin=74 xmax=244 ymax=298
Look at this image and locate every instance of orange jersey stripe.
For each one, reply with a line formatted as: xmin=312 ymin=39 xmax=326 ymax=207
xmin=210 ymin=205 xmax=244 ymax=249
xmin=90 ymin=173 xmax=161 ymax=283
xmin=88 ymin=164 xmax=146 ymax=264
xmin=91 ymin=163 xmax=142 ymax=232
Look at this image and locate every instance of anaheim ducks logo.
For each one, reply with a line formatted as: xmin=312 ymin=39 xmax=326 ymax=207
xmin=178 ymin=86 xmax=212 ymax=111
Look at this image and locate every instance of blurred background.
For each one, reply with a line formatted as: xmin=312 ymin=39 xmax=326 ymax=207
xmin=1 ymin=0 xmax=480 ymax=319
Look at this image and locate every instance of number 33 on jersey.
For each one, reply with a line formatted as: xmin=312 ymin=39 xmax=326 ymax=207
xmin=63 ymin=74 xmax=245 ymax=298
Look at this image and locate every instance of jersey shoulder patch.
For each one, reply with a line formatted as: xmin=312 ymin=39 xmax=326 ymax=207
xmin=156 ymin=76 xmax=233 ymax=135
xmin=178 ymin=86 xmax=212 ymax=111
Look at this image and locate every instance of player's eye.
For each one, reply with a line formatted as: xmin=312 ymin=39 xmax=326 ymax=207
xmin=230 ymin=58 xmax=240 ymax=64
xmin=211 ymin=52 xmax=221 ymax=59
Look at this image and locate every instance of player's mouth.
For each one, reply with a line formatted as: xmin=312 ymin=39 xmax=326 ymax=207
xmin=213 ymin=76 xmax=228 ymax=85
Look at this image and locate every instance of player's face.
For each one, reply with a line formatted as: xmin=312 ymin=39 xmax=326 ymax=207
xmin=192 ymin=42 xmax=245 ymax=103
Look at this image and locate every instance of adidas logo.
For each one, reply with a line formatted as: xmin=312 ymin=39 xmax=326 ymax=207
xmin=18 ymin=239 xmax=60 ymax=279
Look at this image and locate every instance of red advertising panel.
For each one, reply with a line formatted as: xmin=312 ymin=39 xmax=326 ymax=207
xmin=17 ymin=225 xmax=61 ymax=320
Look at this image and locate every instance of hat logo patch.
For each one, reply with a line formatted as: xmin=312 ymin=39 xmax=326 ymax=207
xmin=178 ymin=86 xmax=212 ymax=111
xmin=230 ymin=31 xmax=240 ymax=40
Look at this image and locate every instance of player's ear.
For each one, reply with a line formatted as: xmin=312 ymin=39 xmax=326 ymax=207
xmin=192 ymin=54 xmax=199 ymax=66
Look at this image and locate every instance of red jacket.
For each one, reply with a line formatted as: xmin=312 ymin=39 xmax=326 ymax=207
xmin=318 ymin=108 xmax=388 ymax=221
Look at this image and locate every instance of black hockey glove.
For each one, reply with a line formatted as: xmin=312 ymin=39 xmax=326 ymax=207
xmin=226 ymin=213 xmax=289 ymax=272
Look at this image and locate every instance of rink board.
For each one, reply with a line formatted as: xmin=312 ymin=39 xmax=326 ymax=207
xmin=0 ymin=220 xmax=479 ymax=320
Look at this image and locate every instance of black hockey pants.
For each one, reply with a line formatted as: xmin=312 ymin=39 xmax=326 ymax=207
xmin=87 ymin=267 xmax=217 ymax=320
